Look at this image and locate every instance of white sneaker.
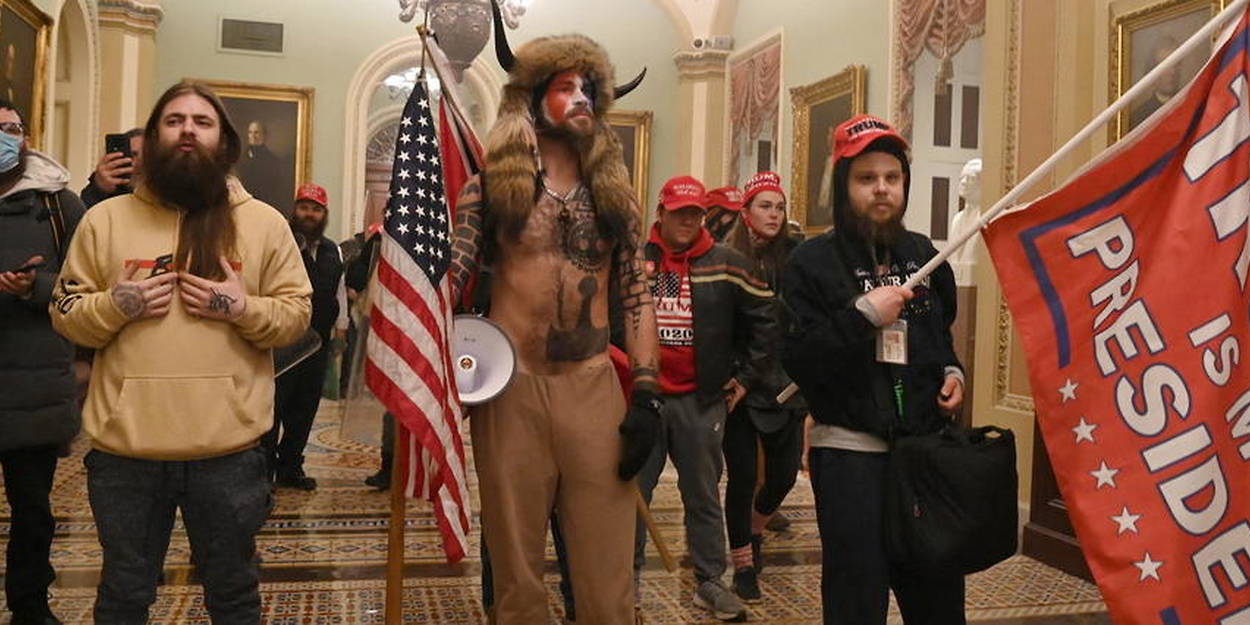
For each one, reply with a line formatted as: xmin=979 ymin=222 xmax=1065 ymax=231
xmin=693 ymin=579 xmax=748 ymax=622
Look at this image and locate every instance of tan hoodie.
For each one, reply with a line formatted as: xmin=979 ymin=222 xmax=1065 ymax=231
xmin=51 ymin=180 xmax=311 ymax=460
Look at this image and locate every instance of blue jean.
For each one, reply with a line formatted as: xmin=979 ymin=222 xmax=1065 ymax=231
xmin=86 ymin=447 xmax=271 ymax=625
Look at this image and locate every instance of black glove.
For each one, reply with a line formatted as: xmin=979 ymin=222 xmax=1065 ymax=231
xmin=618 ymin=389 xmax=663 ymax=481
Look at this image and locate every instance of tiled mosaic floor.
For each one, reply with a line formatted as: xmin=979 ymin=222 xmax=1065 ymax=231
xmin=0 ymin=401 xmax=1108 ymax=624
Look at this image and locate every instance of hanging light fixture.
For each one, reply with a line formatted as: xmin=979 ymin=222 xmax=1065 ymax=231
xmin=397 ymin=0 xmax=531 ymax=82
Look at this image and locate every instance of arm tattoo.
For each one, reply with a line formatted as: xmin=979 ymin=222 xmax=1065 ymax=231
xmin=614 ymin=220 xmax=651 ymax=333
xmin=209 ymin=289 xmax=237 ymax=315
xmin=111 ymin=283 xmax=146 ymax=320
xmin=449 ymin=181 xmax=484 ymax=302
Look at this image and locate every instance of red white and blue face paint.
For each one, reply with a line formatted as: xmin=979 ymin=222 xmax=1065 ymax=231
xmin=541 ymin=70 xmax=595 ymax=130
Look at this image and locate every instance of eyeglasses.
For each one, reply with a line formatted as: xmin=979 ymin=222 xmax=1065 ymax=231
xmin=0 ymin=122 xmax=25 ymax=137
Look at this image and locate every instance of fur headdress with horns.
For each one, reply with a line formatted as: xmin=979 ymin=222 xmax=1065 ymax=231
xmin=483 ymin=26 xmax=645 ymax=244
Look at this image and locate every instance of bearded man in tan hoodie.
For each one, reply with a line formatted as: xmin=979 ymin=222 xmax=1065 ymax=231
xmin=51 ymin=82 xmax=311 ymax=625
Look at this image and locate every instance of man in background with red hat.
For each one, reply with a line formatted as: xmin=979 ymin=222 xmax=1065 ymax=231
xmin=263 ymin=182 xmax=346 ymax=490
xmin=632 ymin=174 xmax=775 ymax=622
xmin=704 ymin=185 xmax=743 ymax=241
xmin=781 ymin=114 xmax=965 ymax=624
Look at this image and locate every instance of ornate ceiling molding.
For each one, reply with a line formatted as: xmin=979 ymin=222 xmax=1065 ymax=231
xmin=97 ymin=0 xmax=163 ymax=34
xmin=673 ymin=49 xmax=730 ymax=81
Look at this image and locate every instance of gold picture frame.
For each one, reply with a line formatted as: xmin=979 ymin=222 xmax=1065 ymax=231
xmin=187 ymin=78 xmax=314 ymax=214
xmin=1 ymin=0 xmax=52 ymax=150
xmin=790 ymin=65 xmax=867 ymax=235
xmin=607 ymin=108 xmax=653 ymax=214
xmin=1109 ymin=0 xmax=1226 ymax=141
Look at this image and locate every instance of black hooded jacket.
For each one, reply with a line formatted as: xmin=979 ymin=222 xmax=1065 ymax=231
xmin=779 ymin=147 xmax=960 ymax=440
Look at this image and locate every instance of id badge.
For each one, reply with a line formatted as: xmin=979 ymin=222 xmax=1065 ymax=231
xmin=876 ymin=319 xmax=908 ymax=364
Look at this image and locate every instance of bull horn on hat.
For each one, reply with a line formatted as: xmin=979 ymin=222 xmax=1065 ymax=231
xmin=491 ymin=0 xmax=516 ymax=72
xmin=615 ymin=67 xmax=647 ymax=99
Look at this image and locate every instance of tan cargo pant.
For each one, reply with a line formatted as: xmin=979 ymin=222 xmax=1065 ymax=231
xmin=472 ymin=361 xmax=635 ymax=624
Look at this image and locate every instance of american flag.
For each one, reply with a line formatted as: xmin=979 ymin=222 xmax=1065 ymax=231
xmin=365 ymin=75 xmax=479 ymax=563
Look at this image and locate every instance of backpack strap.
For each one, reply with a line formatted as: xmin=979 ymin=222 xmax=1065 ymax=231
xmin=42 ymin=192 xmax=67 ymax=262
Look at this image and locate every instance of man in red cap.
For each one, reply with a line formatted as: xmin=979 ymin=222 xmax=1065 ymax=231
xmin=703 ymin=185 xmax=743 ymax=241
xmin=780 ymin=114 xmax=965 ymax=624
xmin=263 ymin=182 xmax=347 ymax=490
xmin=632 ymin=175 xmax=775 ymax=622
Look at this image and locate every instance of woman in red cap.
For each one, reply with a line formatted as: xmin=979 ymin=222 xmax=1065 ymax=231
xmin=720 ymin=171 xmax=807 ymax=602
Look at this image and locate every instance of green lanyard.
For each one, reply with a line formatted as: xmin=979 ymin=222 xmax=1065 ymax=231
xmin=893 ymin=378 xmax=905 ymax=419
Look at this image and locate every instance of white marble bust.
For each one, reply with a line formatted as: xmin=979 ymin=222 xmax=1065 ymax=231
xmin=948 ymin=157 xmax=982 ymax=285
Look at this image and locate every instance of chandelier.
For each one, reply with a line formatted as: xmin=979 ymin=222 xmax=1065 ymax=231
xmin=382 ymin=67 xmax=443 ymax=101
xmin=397 ymin=0 xmax=531 ymax=82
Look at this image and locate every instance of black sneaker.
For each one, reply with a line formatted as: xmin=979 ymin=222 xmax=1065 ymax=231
xmin=275 ymin=469 xmax=317 ymax=491
xmin=364 ymin=470 xmax=390 ymax=491
xmin=765 ymin=512 xmax=791 ymax=532
xmin=733 ymin=567 xmax=762 ymax=603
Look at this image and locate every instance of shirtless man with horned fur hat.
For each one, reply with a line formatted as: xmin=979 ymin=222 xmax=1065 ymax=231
xmin=447 ymin=4 xmax=659 ymax=624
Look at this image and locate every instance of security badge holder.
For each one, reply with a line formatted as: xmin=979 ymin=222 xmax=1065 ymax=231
xmin=875 ymin=319 xmax=909 ymax=365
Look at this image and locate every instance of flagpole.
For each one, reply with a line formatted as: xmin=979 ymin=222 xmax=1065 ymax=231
xmin=901 ymin=0 xmax=1250 ymax=291
xmin=384 ymin=425 xmax=406 ymax=624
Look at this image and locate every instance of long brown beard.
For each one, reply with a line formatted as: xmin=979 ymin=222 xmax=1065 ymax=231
xmin=143 ymin=141 xmax=236 ymax=279
xmin=291 ymin=214 xmax=327 ymax=241
xmin=848 ymin=207 xmax=906 ymax=248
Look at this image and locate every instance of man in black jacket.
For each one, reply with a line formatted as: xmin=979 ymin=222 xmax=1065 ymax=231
xmin=632 ymin=175 xmax=775 ymax=622
xmin=781 ymin=114 xmax=965 ymax=625
xmin=263 ymin=183 xmax=344 ymax=490
xmin=0 ymin=99 xmax=84 ymax=625
xmin=79 ymin=128 xmax=142 ymax=209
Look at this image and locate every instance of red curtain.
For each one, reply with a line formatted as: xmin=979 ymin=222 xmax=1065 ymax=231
xmin=729 ymin=41 xmax=781 ymax=185
xmin=893 ymin=0 xmax=985 ymax=139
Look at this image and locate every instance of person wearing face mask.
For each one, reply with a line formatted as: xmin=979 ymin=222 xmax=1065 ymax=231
xmin=719 ymin=171 xmax=807 ymax=603
xmin=0 ymin=99 xmax=85 ymax=625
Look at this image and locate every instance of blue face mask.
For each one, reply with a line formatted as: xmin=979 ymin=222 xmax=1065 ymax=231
xmin=0 ymin=133 xmax=20 ymax=173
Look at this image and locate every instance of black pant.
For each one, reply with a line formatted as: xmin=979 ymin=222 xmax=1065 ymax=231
xmin=0 ymin=445 xmax=58 ymax=615
xmin=264 ymin=345 xmax=330 ymax=476
xmin=86 ymin=447 xmax=271 ymax=624
xmin=809 ymin=447 xmax=965 ymax=625
xmin=722 ymin=407 xmax=802 ymax=550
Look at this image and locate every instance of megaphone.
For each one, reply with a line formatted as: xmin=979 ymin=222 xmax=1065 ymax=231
xmin=452 ymin=314 xmax=516 ymax=405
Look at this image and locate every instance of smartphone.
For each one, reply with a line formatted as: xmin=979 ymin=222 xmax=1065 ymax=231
xmin=8 ymin=259 xmax=45 ymax=273
xmin=104 ymin=133 xmax=133 ymax=159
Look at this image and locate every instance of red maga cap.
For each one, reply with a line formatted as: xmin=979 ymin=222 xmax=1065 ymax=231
xmin=705 ymin=186 xmax=744 ymax=212
xmin=659 ymin=175 xmax=708 ymax=211
xmin=832 ymin=114 xmax=909 ymax=162
xmin=295 ymin=183 xmax=328 ymax=207
xmin=742 ymin=171 xmax=785 ymax=206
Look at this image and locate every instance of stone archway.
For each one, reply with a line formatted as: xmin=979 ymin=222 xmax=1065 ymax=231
xmin=51 ymin=0 xmax=100 ymax=188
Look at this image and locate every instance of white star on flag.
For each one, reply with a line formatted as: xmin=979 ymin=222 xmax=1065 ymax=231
xmin=1090 ymin=461 xmax=1119 ymax=489
xmin=398 ymin=152 xmax=410 ymax=162
xmin=417 ymin=134 xmax=428 ymax=145
xmin=1111 ymin=506 xmax=1141 ymax=534
xmin=397 ymin=205 xmax=410 ymax=216
xmin=418 ymin=98 xmax=429 ymax=109
xmin=1134 ymin=552 xmax=1163 ymax=581
xmin=1059 ymin=378 xmax=1079 ymax=402
xmin=419 ymin=116 xmax=430 ymax=126
xmin=396 ymin=187 xmax=410 ymax=198
xmin=396 ymin=223 xmax=409 ymax=235
xmin=1073 ymin=417 xmax=1097 ymax=444
xmin=400 ymin=134 xmax=411 ymax=144
xmin=401 ymin=117 xmax=412 ymax=126
xmin=398 ymin=169 xmax=411 ymax=179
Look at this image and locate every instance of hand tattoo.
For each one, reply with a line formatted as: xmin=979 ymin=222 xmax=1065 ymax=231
xmin=208 ymin=289 xmax=237 ymax=316
xmin=112 ymin=284 xmax=146 ymax=320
